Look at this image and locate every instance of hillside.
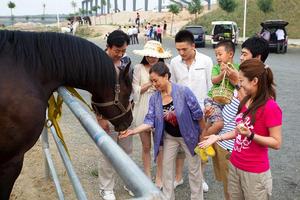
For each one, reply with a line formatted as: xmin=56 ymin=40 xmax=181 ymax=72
xmin=192 ymin=0 xmax=300 ymax=38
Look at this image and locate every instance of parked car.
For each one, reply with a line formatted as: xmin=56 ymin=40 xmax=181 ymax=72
xmin=211 ymin=21 xmax=239 ymax=48
xmin=260 ymin=20 xmax=289 ymax=53
xmin=185 ymin=25 xmax=206 ymax=47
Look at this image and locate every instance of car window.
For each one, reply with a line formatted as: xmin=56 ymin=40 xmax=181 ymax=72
xmin=186 ymin=27 xmax=204 ymax=35
xmin=213 ymin=24 xmax=232 ymax=34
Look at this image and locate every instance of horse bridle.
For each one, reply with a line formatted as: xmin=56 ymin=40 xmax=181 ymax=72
xmin=91 ymin=74 xmax=131 ymax=121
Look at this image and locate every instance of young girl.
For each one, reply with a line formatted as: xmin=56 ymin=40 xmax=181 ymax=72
xmin=199 ymin=58 xmax=282 ymax=200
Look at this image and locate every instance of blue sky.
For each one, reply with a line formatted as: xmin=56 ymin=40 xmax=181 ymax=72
xmin=0 ymin=0 xmax=167 ymax=16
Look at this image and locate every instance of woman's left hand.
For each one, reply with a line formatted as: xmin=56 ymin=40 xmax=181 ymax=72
xmin=236 ymin=123 xmax=251 ymax=137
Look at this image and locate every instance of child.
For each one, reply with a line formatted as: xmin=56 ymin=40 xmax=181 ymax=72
xmin=204 ymin=40 xmax=239 ymax=137
xmin=197 ymin=40 xmax=239 ymax=162
xmin=200 ymin=58 xmax=282 ymax=199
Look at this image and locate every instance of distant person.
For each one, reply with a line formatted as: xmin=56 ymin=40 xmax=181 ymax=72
xmin=275 ymin=28 xmax=285 ymax=53
xmin=132 ymin=25 xmax=139 ymax=44
xmin=260 ymin=29 xmax=271 ymax=41
xmin=156 ymin=25 xmax=163 ymax=43
xmin=153 ymin=24 xmax=158 ymax=40
xmin=127 ymin=26 xmax=133 ymax=45
xmin=135 ymin=12 xmax=140 ymax=26
xmin=163 ymin=21 xmax=167 ymax=36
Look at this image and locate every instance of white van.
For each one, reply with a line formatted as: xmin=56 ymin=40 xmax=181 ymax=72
xmin=211 ymin=21 xmax=239 ymax=47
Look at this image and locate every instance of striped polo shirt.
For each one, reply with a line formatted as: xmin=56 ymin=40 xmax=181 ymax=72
xmin=217 ymin=95 xmax=240 ymax=152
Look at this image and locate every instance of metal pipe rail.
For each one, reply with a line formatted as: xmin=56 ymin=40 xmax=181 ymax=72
xmin=57 ymin=87 xmax=163 ymax=200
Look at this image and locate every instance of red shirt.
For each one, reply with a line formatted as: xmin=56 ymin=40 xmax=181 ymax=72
xmin=230 ymin=99 xmax=282 ymax=173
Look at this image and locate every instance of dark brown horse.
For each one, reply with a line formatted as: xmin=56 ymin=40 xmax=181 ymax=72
xmin=0 ymin=30 xmax=132 ymax=199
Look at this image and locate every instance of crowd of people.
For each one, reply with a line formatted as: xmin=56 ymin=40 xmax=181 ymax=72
xmin=110 ymin=12 xmax=168 ymax=45
xmin=96 ymin=28 xmax=282 ymax=200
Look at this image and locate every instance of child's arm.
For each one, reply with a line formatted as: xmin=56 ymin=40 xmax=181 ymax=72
xmin=212 ymin=63 xmax=226 ymax=84
xmin=212 ymin=72 xmax=225 ymax=84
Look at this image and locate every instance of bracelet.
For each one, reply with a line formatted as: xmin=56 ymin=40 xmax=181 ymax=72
xmin=247 ymin=132 xmax=255 ymax=141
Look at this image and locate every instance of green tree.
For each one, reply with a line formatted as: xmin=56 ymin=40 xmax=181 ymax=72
xmin=218 ymin=0 xmax=237 ymax=13
xmin=257 ymin=0 xmax=273 ymax=14
xmin=168 ymin=4 xmax=180 ymax=35
xmin=79 ymin=8 xmax=85 ymax=15
xmin=188 ymin=0 xmax=203 ymax=21
xmin=7 ymin=1 xmax=16 ymax=24
xmin=92 ymin=5 xmax=100 ymax=15
xmin=71 ymin=0 xmax=77 ymax=14
xmin=25 ymin=16 xmax=30 ymax=22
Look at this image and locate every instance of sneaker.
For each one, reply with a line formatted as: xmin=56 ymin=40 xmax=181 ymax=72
xmin=202 ymin=180 xmax=209 ymax=193
xmin=99 ymin=189 xmax=116 ymax=200
xmin=123 ymin=185 xmax=135 ymax=197
xmin=174 ymin=179 xmax=184 ymax=188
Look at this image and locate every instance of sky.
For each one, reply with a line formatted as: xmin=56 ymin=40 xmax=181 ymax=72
xmin=0 ymin=0 xmax=216 ymax=16
xmin=0 ymin=0 xmax=166 ymax=16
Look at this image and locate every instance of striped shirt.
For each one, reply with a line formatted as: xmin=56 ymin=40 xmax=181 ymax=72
xmin=217 ymin=95 xmax=240 ymax=152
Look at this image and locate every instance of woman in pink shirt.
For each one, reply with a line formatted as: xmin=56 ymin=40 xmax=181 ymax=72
xmin=200 ymin=58 xmax=282 ymax=200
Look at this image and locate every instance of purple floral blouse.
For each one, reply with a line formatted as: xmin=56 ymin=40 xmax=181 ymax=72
xmin=144 ymin=83 xmax=203 ymax=160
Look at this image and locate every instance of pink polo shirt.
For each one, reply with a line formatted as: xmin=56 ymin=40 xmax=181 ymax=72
xmin=230 ymin=99 xmax=282 ymax=173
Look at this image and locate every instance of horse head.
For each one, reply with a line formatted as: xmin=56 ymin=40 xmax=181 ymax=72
xmin=91 ymin=61 xmax=133 ymax=131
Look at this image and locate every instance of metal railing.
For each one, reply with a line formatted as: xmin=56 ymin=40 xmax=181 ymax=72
xmin=41 ymin=87 xmax=163 ymax=200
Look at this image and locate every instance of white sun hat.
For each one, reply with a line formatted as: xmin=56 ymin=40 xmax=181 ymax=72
xmin=133 ymin=40 xmax=172 ymax=59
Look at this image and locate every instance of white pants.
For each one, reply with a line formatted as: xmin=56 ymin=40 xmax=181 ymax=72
xmin=162 ymin=133 xmax=203 ymax=200
xmin=98 ymin=126 xmax=133 ymax=190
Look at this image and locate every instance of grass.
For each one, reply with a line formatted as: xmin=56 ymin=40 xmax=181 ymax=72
xmin=190 ymin=0 xmax=300 ymax=38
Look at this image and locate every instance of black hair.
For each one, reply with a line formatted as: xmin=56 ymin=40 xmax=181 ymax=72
xmin=149 ymin=62 xmax=171 ymax=80
xmin=242 ymin=36 xmax=269 ymax=63
xmin=175 ymin=30 xmax=194 ymax=44
xmin=107 ymin=30 xmax=130 ymax=48
xmin=215 ymin=40 xmax=235 ymax=54
xmin=140 ymin=57 xmax=165 ymax=65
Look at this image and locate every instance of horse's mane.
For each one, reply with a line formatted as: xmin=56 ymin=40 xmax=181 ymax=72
xmin=0 ymin=30 xmax=116 ymax=88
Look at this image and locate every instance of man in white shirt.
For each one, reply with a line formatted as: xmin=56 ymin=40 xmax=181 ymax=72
xmin=275 ymin=28 xmax=285 ymax=53
xmin=132 ymin=25 xmax=139 ymax=44
xmin=127 ymin=26 xmax=133 ymax=45
xmin=169 ymin=30 xmax=213 ymax=195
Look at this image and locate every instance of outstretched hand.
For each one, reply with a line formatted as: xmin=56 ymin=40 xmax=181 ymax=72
xmin=118 ymin=129 xmax=135 ymax=139
xmin=198 ymin=135 xmax=219 ymax=149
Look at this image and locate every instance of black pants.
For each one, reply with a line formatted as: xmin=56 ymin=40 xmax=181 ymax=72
xmin=133 ymin=34 xmax=139 ymax=44
xmin=157 ymin=33 xmax=162 ymax=43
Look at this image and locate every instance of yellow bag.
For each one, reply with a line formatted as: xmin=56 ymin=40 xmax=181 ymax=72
xmin=194 ymin=145 xmax=215 ymax=162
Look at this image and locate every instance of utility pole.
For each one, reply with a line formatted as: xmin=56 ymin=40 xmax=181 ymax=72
xmin=243 ymin=0 xmax=247 ymax=42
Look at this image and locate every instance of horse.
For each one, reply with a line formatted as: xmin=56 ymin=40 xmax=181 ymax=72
xmin=0 ymin=30 xmax=133 ymax=199
xmin=61 ymin=21 xmax=80 ymax=35
xmin=83 ymin=16 xmax=92 ymax=26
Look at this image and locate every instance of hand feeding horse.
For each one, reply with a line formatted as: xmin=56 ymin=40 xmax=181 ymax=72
xmin=0 ymin=30 xmax=133 ymax=199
